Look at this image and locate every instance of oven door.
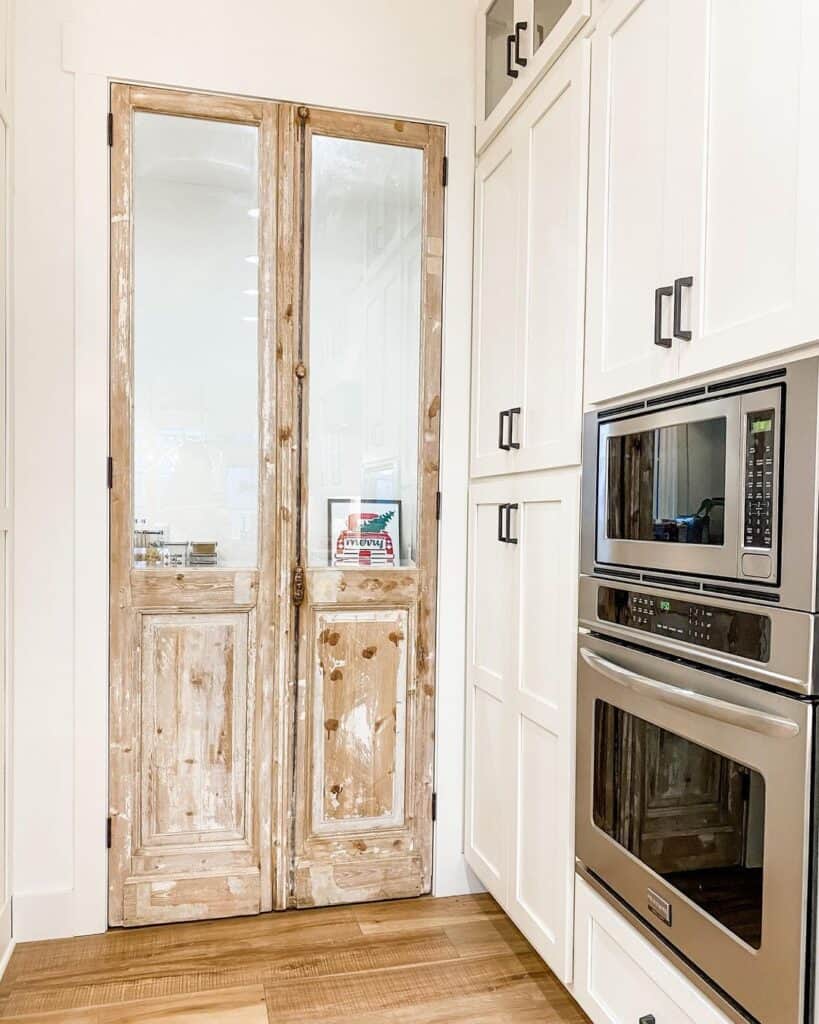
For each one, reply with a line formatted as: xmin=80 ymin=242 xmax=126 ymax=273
xmin=596 ymin=396 xmax=742 ymax=580
xmin=576 ymin=631 xmax=811 ymax=1024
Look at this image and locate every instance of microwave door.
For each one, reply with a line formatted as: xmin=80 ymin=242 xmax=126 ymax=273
xmin=595 ymin=396 xmax=742 ymax=580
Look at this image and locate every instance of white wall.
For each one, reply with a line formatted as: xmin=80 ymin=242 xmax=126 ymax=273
xmin=0 ymin=0 xmax=13 ymax=975
xmin=13 ymin=0 xmax=480 ymax=940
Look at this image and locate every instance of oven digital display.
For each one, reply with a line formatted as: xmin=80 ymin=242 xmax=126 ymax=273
xmin=597 ymin=587 xmax=771 ymax=663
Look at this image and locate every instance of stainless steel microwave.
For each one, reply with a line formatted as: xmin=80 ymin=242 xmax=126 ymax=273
xmin=580 ymin=358 xmax=819 ymax=611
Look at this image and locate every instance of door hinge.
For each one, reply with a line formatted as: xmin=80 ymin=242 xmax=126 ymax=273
xmin=292 ymin=565 xmax=306 ymax=606
xmin=435 ymin=491 xmax=442 ymax=521
xmin=442 ymin=156 xmax=448 ymax=188
xmin=106 ymin=816 xmax=112 ymax=849
xmin=107 ymin=456 xmax=113 ymax=489
xmin=431 ymin=792 xmax=438 ymax=821
xmin=107 ymin=112 xmax=113 ymax=147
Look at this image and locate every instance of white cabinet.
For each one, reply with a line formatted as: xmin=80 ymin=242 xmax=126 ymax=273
xmin=586 ymin=0 xmax=819 ymax=405
xmin=572 ymin=876 xmax=733 ymax=1024
xmin=465 ymin=469 xmax=580 ymax=982
xmin=476 ymin=0 xmax=590 ymax=153
xmin=471 ymin=43 xmax=589 ymax=478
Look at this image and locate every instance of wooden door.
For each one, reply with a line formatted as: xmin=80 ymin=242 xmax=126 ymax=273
xmin=471 ymin=121 xmax=520 ymax=479
xmin=507 ymin=469 xmax=580 ymax=983
xmin=676 ymin=0 xmax=819 ymax=380
xmin=109 ymin=86 xmax=289 ymax=925
xmin=584 ymin=0 xmax=686 ymax=404
xmin=464 ymin=476 xmax=520 ymax=906
xmin=513 ymin=42 xmax=588 ymax=472
xmin=288 ymin=109 xmax=445 ymax=907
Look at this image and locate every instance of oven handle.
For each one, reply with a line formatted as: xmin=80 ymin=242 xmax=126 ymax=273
xmin=579 ymin=648 xmax=800 ymax=739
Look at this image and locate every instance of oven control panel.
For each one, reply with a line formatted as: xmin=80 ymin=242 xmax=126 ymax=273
xmin=597 ymin=586 xmax=771 ymax=663
xmin=743 ymin=408 xmax=775 ymax=549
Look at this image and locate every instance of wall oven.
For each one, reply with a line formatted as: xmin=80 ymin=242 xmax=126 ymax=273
xmin=580 ymin=359 xmax=819 ymax=611
xmin=576 ymin=614 xmax=813 ymax=1024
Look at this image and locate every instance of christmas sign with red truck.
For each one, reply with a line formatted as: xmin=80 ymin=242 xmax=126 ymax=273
xmin=328 ymin=500 xmax=402 ymax=568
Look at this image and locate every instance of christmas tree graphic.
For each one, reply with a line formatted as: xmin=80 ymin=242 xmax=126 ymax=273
xmin=360 ymin=510 xmax=395 ymax=534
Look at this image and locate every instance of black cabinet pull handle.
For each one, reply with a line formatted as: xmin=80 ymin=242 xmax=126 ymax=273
xmin=495 ymin=409 xmax=507 ymax=450
xmin=506 ymin=34 xmax=519 ymax=79
xmin=673 ymin=275 xmax=693 ymax=341
xmin=514 ymin=22 xmax=528 ymax=67
xmin=654 ymin=285 xmax=673 ymax=348
xmin=639 ymin=1016 xmax=656 ymax=1024
xmin=506 ymin=503 xmax=519 ymax=544
xmin=498 ymin=503 xmax=507 ymax=543
xmin=508 ymin=407 xmax=521 ymax=450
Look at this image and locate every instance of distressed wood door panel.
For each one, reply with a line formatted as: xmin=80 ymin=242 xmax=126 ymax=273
xmin=289 ymin=108 xmax=445 ymax=908
xmin=314 ymin=609 xmax=408 ymax=830
xmin=109 ymin=85 xmax=290 ymax=926
xmin=140 ymin=613 xmax=251 ymax=844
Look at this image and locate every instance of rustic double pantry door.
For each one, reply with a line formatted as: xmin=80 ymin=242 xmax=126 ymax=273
xmin=108 ymin=85 xmax=444 ymax=926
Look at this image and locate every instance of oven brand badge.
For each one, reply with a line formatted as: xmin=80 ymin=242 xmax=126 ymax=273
xmin=647 ymin=888 xmax=672 ymax=927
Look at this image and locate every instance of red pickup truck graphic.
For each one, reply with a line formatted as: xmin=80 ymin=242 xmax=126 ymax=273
xmin=334 ymin=510 xmax=396 ymax=567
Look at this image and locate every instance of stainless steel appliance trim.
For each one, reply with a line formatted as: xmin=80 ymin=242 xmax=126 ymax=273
xmin=579 ymin=647 xmax=800 ymax=738
xmin=579 ymin=575 xmax=814 ymax=695
xmin=576 ymin=631 xmax=811 ymax=1024
xmin=595 ymin=394 xmax=744 ymax=581
xmin=580 ymin=355 xmax=819 ymax=614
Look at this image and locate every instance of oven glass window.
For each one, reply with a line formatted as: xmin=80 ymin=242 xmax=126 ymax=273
xmin=606 ymin=418 xmax=727 ymax=544
xmin=593 ymin=700 xmax=765 ymax=949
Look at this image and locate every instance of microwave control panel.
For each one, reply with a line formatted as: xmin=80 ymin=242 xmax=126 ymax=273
xmin=743 ymin=408 xmax=775 ymax=549
xmin=597 ymin=586 xmax=771 ymax=663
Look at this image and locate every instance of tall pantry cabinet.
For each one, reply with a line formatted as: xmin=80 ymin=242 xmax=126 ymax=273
xmin=465 ymin=33 xmax=589 ymax=982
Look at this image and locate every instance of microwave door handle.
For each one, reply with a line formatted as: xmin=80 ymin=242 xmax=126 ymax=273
xmin=579 ymin=648 xmax=800 ymax=740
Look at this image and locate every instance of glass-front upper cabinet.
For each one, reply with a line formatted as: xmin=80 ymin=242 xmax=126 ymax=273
xmin=476 ymin=0 xmax=590 ymax=153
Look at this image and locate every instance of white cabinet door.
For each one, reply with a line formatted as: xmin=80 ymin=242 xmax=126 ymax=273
xmin=465 ymin=478 xmax=519 ymax=904
xmin=678 ymin=0 xmax=819 ymax=379
xmin=514 ymin=43 xmax=589 ymax=471
xmin=507 ymin=469 xmax=579 ymax=983
xmin=471 ymin=124 xmax=520 ymax=479
xmin=585 ymin=0 xmax=693 ymax=404
xmin=473 ymin=43 xmax=589 ymax=477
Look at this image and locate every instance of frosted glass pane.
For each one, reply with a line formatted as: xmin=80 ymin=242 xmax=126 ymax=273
xmin=534 ymin=0 xmax=571 ymax=50
xmin=486 ymin=0 xmax=515 ymax=116
xmin=133 ymin=113 xmax=259 ymax=569
xmin=307 ymin=137 xmax=423 ymax=568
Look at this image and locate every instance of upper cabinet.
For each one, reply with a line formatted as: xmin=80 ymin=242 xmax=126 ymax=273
xmin=472 ymin=41 xmax=590 ymax=478
xmin=585 ymin=0 xmax=819 ymax=405
xmin=476 ymin=0 xmax=590 ymax=153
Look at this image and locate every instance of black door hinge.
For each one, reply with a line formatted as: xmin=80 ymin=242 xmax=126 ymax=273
xmin=435 ymin=491 xmax=442 ymax=521
xmin=292 ymin=565 xmax=306 ymax=606
xmin=106 ymin=816 xmax=112 ymax=849
xmin=442 ymin=156 xmax=448 ymax=188
xmin=431 ymin=792 xmax=438 ymax=821
xmin=107 ymin=456 xmax=113 ymax=489
xmin=107 ymin=112 xmax=113 ymax=147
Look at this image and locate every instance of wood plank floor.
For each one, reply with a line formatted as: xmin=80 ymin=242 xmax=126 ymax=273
xmin=0 ymin=894 xmax=590 ymax=1023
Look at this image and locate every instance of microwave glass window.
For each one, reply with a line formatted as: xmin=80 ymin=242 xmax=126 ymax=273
xmin=606 ymin=418 xmax=727 ymax=545
xmin=593 ymin=700 xmax=765 ymax=949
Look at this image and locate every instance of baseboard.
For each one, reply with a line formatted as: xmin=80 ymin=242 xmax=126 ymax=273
xmin=12 ymin=889 xmax=77 ymax=941
xmin=0 ymin=898 xmax=13 ymax=979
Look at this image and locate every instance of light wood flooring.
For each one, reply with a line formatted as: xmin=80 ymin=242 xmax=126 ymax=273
xmin=0 ymin=893 xmax=591 ymax=1023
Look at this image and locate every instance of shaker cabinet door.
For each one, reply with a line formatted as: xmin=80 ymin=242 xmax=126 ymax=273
xmin=506 ymin=469 xmax=580 ymax=983
xmin=471 ymin=125 xmax=520 ymax=479
xmin=585 ymin=0 xmax=693 ymax=404
xmin=465 ymin=478 xmax=520 ymax=904
xmin=677 ymin=0 xmax=819 ymax=380
xmin=514 ymin=42 xmax=589 ymax=471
